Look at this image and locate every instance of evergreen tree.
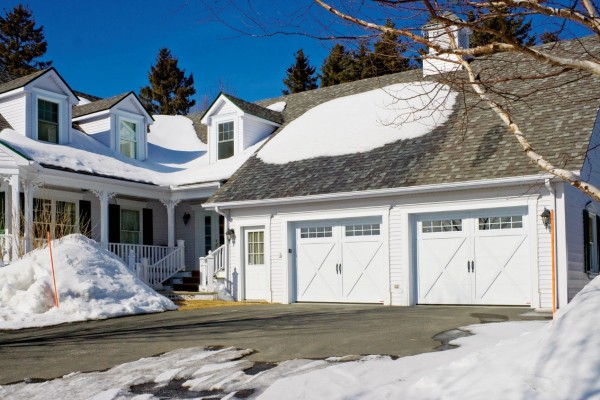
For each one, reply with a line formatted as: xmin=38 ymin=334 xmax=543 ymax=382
xmin=321 ymin=44 xmax=350 ymax=87
xmin=0 ymin=5 xmax=51 ymax=77
xmin=540 ymin=32 xmax=559 ymax=44
xmin=139 ymin=48 xmax=196 ymax=115
xmin=282 ymin=49 xmax=318 ymax=95
xmin=468 ymin=9 xmax=535 ymax=47
xmin=370 ymin=19 xmax=411 ymax=77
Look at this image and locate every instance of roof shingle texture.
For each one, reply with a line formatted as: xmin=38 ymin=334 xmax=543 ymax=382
xmin=223 ymin=93 xmax=284 ymax=124
xmin=210 ymin=37 xmax=600 ymax=203
xmin=0 ymin=114 xmax=13 ymax=131
xmin=0 ymin=69 xmax=47 ymax=95
xmin=72 ymin=92 xmax=131 ymax=118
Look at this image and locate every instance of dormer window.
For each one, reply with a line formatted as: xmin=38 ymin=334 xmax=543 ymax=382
xmin=119 ymin=119 xmax=138 ymax=158
xmin=218 ymin=121 xmax=234 ymax=160
xmin=38 ymin=99 xmax=59 ymax=143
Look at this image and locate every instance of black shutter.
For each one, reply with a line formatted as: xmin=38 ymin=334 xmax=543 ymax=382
xmin=142 ymin=208 xmax=153 ymax=245
xmin=0 ymin=191 xmax=5 ymax=233
xmin=108 ymin=204 xmax=120 ymax=243
xmin=596 ymin=215 xmax=600 ymax=274
xmin=583 ymin=209 xmax=590 ymax=272
xmin=19 ymin=192 xmax=24 ymax=235
xmin=79 ymin=200 xmax=92 ymax=238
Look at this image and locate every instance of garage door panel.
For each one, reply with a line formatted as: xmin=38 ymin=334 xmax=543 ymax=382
xmin=297 ymin=241 xmax=340 ymax=302
xmin=342 ymin=241 xmax=387 ymax=303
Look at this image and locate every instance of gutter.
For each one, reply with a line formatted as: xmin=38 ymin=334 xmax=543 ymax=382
xmin=204 ymin=174 xmax=554 ymax=210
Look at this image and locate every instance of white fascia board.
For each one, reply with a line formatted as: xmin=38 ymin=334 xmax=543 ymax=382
xmin=170 ymin=181 xmax=221 ymax=201
xmin=72 ymin=109 xmax=110 ymax=122
xmin=40 ymin=166 xmax=169 ymax=197
xmin=204 ymin=174 xmax=554 ymax=210
xmin=201 ymin=95 xmax=228 ymax=125
xmin=0 ymin=87 xmax=25 ymax=100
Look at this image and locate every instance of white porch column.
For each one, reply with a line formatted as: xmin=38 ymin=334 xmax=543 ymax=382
xmin=9 ymin=174 xmax=19 ymax=259
xmin=92 ymin=190 xmax=115 ymax=249
xmin=161 ymin=199 xmax=180 ymax=248
xmin=23 ymin=179 xmax=34 ymax=253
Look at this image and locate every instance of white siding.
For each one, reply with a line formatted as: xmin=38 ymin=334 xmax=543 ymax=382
xmin=116 ymin=97 xmax=142 ymax=114
xmin=563 ymin=183 xmax=595 ymax=301
xmin=241 ymin=117 xmax=275 ymax=151
xmin=536 ymin=192 xmax=554 ymax=308
xmin=0 ymin=93 xmax=26 ymax=134
xmin=78 ymin=115 xmax=111 ymax=147
xmin=0 ymin=147 xmax=17 ymax=168
xmin=270 ymin=215 xmax=285 ymax=303
xmin=389 ymin=206 xmax=404 ymax=305
xmin=32 ymin=74 xmax=65 ymax=93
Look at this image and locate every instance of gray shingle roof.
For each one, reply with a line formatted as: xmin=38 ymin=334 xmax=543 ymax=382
xmin=0 ymin=114 xmax=13 ymax=131
xmin=209 ymin=36 xmax=600 ymax=204
xmin=72 ymin=92 xmax=132 ymax=118
xmin=187 ymin=112 xmax=208 ymax=144
xmin=223 ymin=93 xmax=284 ymax=124
xmin=0 ymin=69 xmax=47 ymax=95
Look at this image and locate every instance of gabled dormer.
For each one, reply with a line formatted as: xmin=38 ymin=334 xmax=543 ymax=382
xmin=422 ymin=13 xmax=471 ymax=76
xmin=72 ymin=92 xmax=153 ymax=161
xmin=201 ymin=93 xmax=283 ymax=164
xmin=0 ymin=68 xmax=79 ymax=144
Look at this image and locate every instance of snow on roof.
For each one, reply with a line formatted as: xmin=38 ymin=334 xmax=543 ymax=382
xmin=258 ymin=82 xmax=457 ymax=164
xmin=0 ymin=115 xmax=263 ymax=186
xmin=266 ymin=101 xmax=286 ymax=112
xmin=0 ymin=234 xmax=175 ymax=330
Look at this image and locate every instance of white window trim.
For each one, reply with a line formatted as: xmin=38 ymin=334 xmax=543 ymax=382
xmin=113 ymin=110 xmax=145 ymax=161
xmin=32 ymin=90 xmax=68 ymax=144
xmin=217 ymin=120 xmax=235 ymax=160
xmin=586 ymin=210 xmax=599 ymax=274
xmin=116 ymin=199 xmax=146 ymax=245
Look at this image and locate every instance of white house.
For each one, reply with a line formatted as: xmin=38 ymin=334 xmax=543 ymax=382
xmin=204 ymin=35 xmax=600 ymax=310
xmin=0 ymin=68 xmax=282 ymax=290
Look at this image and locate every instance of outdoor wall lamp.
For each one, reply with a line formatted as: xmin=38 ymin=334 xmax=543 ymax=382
xmin=182 ymin=212 xmax=191 ymax=225
xmin=226 ymin=228 xmax=236 ymax=242
xmin=541 ymin=208 xmax=551 ymax=229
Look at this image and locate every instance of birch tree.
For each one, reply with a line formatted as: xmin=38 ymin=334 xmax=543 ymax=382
xmin=310 ymin=0 xmax=600 ymax=202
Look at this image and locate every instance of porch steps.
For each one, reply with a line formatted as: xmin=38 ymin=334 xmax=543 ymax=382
xmin=158 ymin=290 xmax=218 ymax=301
xmin=164 ymin=270 xmax=202 ymax=292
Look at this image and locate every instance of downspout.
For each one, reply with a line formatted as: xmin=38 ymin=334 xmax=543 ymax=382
xmin=214 ymin=205 xmax=230 ymax=295
xmin=545 ymin=179 xmax=558 ymax=316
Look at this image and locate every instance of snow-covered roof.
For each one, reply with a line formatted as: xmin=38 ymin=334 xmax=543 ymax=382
xmin=0 ymin=114 xmax=264 ymax=187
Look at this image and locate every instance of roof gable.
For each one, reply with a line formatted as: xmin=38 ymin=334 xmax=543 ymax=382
xmin=0 ymin=68 xmax=79 ymax=104
xmin=201 ymin=93 xmax=283 ymax=125
xmin=73 ymin=92 xmax=153 ymax=122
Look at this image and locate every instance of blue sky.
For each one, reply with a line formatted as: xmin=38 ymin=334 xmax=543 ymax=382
xmin=2 ymin=1 xmax=345 ymax=104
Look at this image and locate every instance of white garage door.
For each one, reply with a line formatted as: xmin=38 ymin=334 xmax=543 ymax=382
xmin=416 ymin=209 xmax=531 ymax=305
xmin=295 ymin=218 xmax=388 ymax=303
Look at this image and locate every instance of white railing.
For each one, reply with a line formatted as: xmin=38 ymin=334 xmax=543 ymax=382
xmin=109 ymin=241 xmax=186 ymax=289
xmin=0 ymin=234 xmax=14 ymax=266
xmin=109 ymin=243 xmax=173 ymax=266
xmin=199 ymin=244 xmax=226 ymax=292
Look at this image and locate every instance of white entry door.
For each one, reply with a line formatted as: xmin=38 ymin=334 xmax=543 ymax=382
xmin=295 ymin=219 xmax=387 ymax=303
xmin=416 ymin=209 xmax=531 ymax=305
xmin=244 ymin=229 xmax=268 ymax=300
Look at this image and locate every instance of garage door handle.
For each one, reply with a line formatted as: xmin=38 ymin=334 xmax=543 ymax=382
xmin=335 ymin=263 xmax=339 ymax=274
xmin=467 ymin=261 xmax=471 ymax=273
xmin=472 ymin=261 xmax=475 ymax=272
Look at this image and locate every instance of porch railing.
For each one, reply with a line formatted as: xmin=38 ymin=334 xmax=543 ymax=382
xmin=108 ymin=241 xmax=186 ymax=289
xmin=0 ymin=234 xmax=14 ymax=266
xmin=199 ymin=244 xmax=226 ymax=292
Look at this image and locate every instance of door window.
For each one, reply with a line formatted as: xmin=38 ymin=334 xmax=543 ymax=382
xmin=247 ymin=231 xmax=264 ymax=265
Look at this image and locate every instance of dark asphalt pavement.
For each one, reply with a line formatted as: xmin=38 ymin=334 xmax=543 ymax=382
xmin=0 ymin=303 xmax=535 ymax=384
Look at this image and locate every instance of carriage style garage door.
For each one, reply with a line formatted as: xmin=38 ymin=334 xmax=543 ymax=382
xmin=295 ymin=218 xmax=388 ymax=303
xmin=416 ymin=208 xmax=532 ymax=305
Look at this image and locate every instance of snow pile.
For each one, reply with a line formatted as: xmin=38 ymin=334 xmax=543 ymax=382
xmin=0 ymin=234 xmax=176 ymax=330
xmin=266 ymin=101 xmax=286 ymax=112
xmin=258 ymin=82 xmax=456 ymax=164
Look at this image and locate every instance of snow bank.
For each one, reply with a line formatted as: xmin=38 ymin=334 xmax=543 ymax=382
xmin=258 ymin=82 xmax=456 ymax=164
xmin=0 ymin=234 xmax=176 ymax=330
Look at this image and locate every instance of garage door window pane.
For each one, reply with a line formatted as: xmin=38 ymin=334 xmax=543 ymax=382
xmin=346 ymin=224 xmax=380 ymax=236
xmin=422 ymin=219 xmax=462 ymax=233
xmin=247 ymin=231 xmax=264 ymax=265
xmin=479 ymin=215 xmax=523 ymax=230
xmin=300 ymin=226 xmax=332 ymax=238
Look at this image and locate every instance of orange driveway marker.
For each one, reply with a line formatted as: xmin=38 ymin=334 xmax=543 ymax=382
xmin=47 ymin=231 xmax=59 ymax=308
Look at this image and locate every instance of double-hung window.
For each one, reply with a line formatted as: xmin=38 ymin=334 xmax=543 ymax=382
xmin=218 ymin=121 xmax=234 ymax=160
xmin=38 ymin=99 xmax=59 ymax=143
xmin=120 ymin=120 xmax=137 ymax=159
xmin=120 ymin=209 xmax=141 ymax=244
xmin=584 ymin=209 xmax=599 ymax=274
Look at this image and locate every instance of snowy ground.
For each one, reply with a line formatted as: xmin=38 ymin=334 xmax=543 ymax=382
xmin=0 ymin=234 xmax=176 ymax=330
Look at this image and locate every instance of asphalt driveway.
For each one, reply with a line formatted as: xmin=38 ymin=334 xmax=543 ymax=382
xmin=0 ymin=304 xmax=537 ymax=384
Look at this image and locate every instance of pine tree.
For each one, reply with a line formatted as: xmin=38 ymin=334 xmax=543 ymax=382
xmin=282 ymin=49 xmax=318 ymax=95
xmin=371 ymin=19 xmax=411 ymax=76
xmin=139 ymin=48 xmax=196 ymax=115
xmin=0 ymin=5 xmax=51 ymax=77
xmin=468 ymin=10 xmax=535 ymax=47
xmin=321 ymin=44 xmax=355 ymax=87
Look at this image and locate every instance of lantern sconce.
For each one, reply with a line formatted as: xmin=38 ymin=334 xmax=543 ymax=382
xmin=226 ymin=228 xmax=236 ymax=243
xmin=182 ymin=212 xmax=191 ymax=225
xmin=540 ymin=208 xmax=551 ymax=229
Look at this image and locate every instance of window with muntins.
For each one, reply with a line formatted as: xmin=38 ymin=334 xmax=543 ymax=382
xmin=300 ymin=226 xmax=333 ymax=238
xmin=120 ymin=120 xmax=137 ymax=158
xmin=55 ymin=201 xmax=76 ymax=238
xmin=478 ymin=216 xmax=523 ymax=230
xmin=38 ymin=99 xmax=59 ymax=143
xmin=120 ymin=209 xmax=140 ymax=244
xmin=218 ymin=121 xmax=234 ymax=160
xmin=421 ymin=219 xmax=462 ymax=233
xmin=247 ymin=231 xmax=264 ymax=265
xmin=345 ymin=224 xmax=381 ymax=236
